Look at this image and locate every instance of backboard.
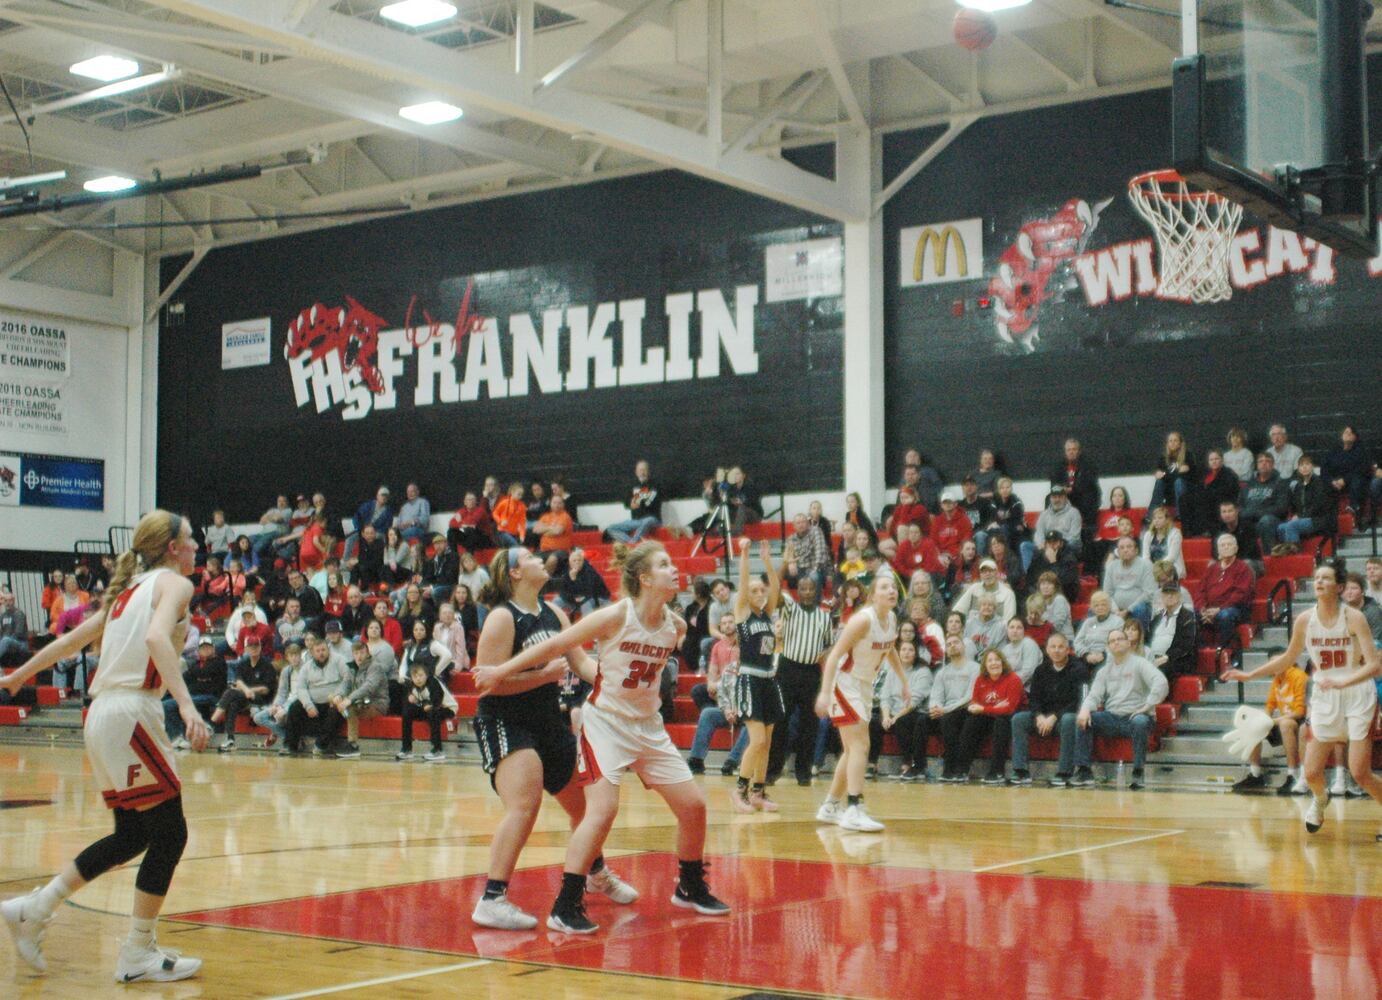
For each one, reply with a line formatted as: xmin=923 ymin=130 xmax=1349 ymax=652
xmin=1169 ymin=0 xmax=1379 ymax=257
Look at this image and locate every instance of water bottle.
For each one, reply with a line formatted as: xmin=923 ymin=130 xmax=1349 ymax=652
xmin=1116 ymin=760 xmax=1127 ymax=789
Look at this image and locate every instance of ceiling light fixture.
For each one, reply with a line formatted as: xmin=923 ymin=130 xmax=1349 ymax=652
xmin=955 ymin=0 xmax=1031 ymax=10
xmin=398 ymin=100 xmax=464 ymax=124
xmin=83 ymin=175 xmax=138 ymax=193
xmin=69 ymin=54 xmax=140 ymax=82
xmin=379 ymin=1 xmax=458 ymax=28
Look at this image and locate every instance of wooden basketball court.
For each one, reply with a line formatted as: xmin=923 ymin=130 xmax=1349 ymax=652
xmin=4 ymin=743 xmax=1382 ymax=999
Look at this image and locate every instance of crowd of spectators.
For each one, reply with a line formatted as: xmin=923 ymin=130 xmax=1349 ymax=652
xmin=2 ymin=424 xmax=1380 ymax=786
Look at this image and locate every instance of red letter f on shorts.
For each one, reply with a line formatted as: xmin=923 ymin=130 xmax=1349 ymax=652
xmin=127 ymin=763 xmax=142 ymax=786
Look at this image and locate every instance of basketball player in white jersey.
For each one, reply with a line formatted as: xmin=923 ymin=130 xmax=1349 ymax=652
xmin=475 ymin=541 xmax=729 ymax=934
xmin=1224 ymin=559 xmax=1382 ymax=835
xmin=1 ymin=510 xmax=209 ymax=982
xmin=814 ymin=576 xmax=907 ymax=832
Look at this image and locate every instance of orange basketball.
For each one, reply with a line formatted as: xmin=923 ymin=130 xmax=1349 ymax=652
xmin=953 ymin=8 xmax=997 ymax=51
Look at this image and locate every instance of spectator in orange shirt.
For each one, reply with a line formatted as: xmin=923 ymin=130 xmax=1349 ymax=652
xmin=491 ymin=481 xmax=528 ymax=547
xmin=532 ymin=494 xmax=574 ymax=553
xmin=48 ymin=574 xmax=91 ymax=635
xmin=1231 ymin=662 xmax=1307 ymax=795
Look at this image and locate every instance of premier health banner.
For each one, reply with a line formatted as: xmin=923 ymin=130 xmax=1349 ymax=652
xmin=0 ymin=452 xmax=104 ymax=510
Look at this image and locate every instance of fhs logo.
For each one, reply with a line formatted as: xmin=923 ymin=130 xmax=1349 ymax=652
xmin=283 ymin=297 xmax=389 ymax=394
xmin=0 ymin=463 xmax=15 ymax=498
xmin=987 ymin=197 xmax=1111 ymax=352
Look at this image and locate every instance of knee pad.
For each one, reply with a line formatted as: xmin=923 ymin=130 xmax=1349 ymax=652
xmin=132 ymin=797 xmax=188 ymax=897
xmin=74 ymin=808 xmax=151 ymax=882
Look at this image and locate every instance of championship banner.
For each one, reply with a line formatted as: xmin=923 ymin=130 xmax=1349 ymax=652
xmin=0 ymin=311 xmax=71 ymax=436
xmin=0 ymin=452 xmax=104 ymax=510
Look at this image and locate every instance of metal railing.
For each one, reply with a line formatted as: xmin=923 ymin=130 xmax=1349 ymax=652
xmin=1267 ymin=578 xmax=1294 ymax=627
xmin=109 ymin=525 xmax=135 ymax=554
xmin=74 ymin=538 xmax=111 ymax=557
xmin=1219 ymin=629 xmax=1245 ymax=703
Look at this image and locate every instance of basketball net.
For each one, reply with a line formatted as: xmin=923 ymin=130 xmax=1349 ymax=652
xmin=1128 ymin=170 xmax=1244 ymax=304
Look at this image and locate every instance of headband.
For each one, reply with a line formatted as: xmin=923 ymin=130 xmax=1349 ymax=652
xmin=167 ymin=512 xmax=183 ymax=540
xmin=506 ymin=547 xmax=522 ymax=570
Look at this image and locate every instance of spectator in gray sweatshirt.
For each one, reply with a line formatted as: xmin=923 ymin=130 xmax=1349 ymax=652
xmin=1035 ymin=572 xmax=1074 ymax=639
xmin=996 ymin=617 xmax=1044 ymax=687
xmin=1101 ymin=537 xmax=1158 ymax=629
xmin=284 ymin=636 xmax=350 ymax=755
xmin=1072 ymin=627 xmax=1168 ymax=788
xmin=878 ymin=640 xmax=934 ymax=780
xmin=253 ymin=642 xmax=300 ymax=748
xmin=965 ymin=593 xmax=1007 ymax=655
xmin=929 ymin=636 xmax=980 ymax=781
xmin=1240 ymin=453 xmax=1291 ymax=556
xmin=329 ymin=640 xmax=390 ymax=760
xmin=1073 ymin=591 xmax=1123 ymax=668
xmin=1026 ymin=486 xmax=1084 ymax=567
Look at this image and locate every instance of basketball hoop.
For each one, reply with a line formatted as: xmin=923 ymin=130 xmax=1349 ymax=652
xmin=1128 ymin=169 xmax=1244 ymax=304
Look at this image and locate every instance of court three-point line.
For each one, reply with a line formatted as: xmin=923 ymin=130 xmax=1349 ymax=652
xmin=971 ymin=829 xmax=1184 ymax=873
xmin=264 ymin=958 xmax=491 ymax=999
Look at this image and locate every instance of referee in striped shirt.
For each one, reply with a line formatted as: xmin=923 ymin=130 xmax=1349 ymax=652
xmin=767 ymin=572 xmax=836 ymax=786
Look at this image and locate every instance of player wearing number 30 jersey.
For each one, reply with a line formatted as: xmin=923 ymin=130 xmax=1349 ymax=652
xmin=474 ymin=541 xmax=730 ymax=936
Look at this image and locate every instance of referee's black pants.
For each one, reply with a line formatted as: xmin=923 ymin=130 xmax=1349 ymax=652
xmin=768 ymin=658 xmax=823 ymax=784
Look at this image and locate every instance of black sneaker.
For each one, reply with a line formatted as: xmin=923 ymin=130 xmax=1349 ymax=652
xmin=687 ymin=757 xmax=705 ymax=775
xmin=1231 ymin=773 xmax=1266 ymax=793
xmin=796 ymin=777 xmax=812 ymax=787
xmin=217 ymin=739 xmax=236 ymax=754
xmin=720 ymin=761 xmax=738 ymax=776
xmin=1069 ymin=767 xmax=1095 ymax=788
xmin=1276 ymin=775 xmax=1297 ymax=797
xmin=335 ymin=742 xmax=361 ymax=760
xmin=1048 ymin=773 xmax=1070 ymax=788
xmin=546 ymin=902 xmax=598 ymax=935
xmin=1009 ymin=769 xmax=1032 ymax=786
xmin=1129 ymin=769 xmax=1145 ymax=791
xmin=671 ymin=881 xmax=731 ymax=916
xmin=981 ymin=773 xmax=1006 ymax=786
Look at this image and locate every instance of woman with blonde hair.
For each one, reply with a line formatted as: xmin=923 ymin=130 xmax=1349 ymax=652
xmin=814 ymin=574 xmax=906 ymax=832
xmin=2 ymin=511 xmax=206 ymax=982
xmin=464 ymin=546 xmax=637 ymax=932
xmin=474 ymin=541 xmax=728 ymax=934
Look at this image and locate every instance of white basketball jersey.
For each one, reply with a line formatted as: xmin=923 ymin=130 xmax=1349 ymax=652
xmin=588 ymin=598 xmax=679 ymax=721
xmin=841 ymin=606 xmax=898 ymax=685
xmin=90 ymin=569 xmax=178 ymax=697
xmin=1305 ymin=605 xmax=1360 ymax=672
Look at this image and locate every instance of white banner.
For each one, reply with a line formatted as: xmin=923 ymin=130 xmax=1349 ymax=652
xmin=0 ymin=312 xmax=71 ymax=380
xmin=899 ymin=217 xmax=984 ymax=287
xmin=0 ymin=379 xmax=65 ymax=436
xmin=765 ymin=237 xmax=843 ymax=303
xmin=222 ymin=316 xmax=272 ymax=369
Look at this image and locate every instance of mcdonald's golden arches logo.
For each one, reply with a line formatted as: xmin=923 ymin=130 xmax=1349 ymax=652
xmin=899 ymin=218 xmax=984 ymax=287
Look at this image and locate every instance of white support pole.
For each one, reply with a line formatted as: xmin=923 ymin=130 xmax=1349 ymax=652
xmin=706 ymin=0 xmax=723 ymax=157
xmin=839 ymin=125 xmax=886 ymax=515
xmin=515 ymin=0 xmax=534 ymax=91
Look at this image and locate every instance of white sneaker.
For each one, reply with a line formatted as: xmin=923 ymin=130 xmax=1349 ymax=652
xmin=115 ymin=941 xmax=202 ymax=983
xmin=1346 ymin=774 xmax=1367 ymax=798
xmin=815 ymin=800 xmax=842 ymax=825
xmin=1305 ymin=792 xmax=1330 ymax=835
xmin=587 ymin=866 xmax=639 ymax=904
xmin=424 ymin=750 xmax=446 ymax=763
xmin=1330 ymin=771 xmax=1348 ymax=797
xmin=172 ymin=737 xmax=190 ymax=751
xmin=1 ymin=889 xmax=50 ymax=973
xmin=1291 ymin=776 xmax=1310 ymax=796
xmin=471 ymin=894 xmax=538 ymax=930
xmin=837 ymin=804 xmax=884 ymax=833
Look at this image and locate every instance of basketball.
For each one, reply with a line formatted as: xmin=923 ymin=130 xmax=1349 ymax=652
xmin=953 ymin=8 xmax=998 ymax=51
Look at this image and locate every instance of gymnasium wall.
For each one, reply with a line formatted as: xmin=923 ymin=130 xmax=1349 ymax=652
xmin=0 ymin=307 xmax=132 ymax=552
xmin=156 ymin=172 xmax=844 ymax=524
xmin=883 ymin=62 xmax=1382 ymax=490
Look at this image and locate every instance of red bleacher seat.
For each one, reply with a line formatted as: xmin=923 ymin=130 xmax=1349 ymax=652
xmin=665 ymin=723 xmax=732 ymax=750
xmin=0 ymin=706 xmax=28 ymax=724
xmin=1172 ymin=675 xmax=1204 ymax=703
xmin=1182 ymin=537 xmax=1211 ymax=560
xmin=1024 ymin=511 xmax=1040 ymax=529
xmin=677 ymin=673 xmax=706 ymax=696
xmin=36 ymin=686 xmax=61 ymax=707
xmin=1263 ymin=553 xmax=1314 ymax=581
xmin=449 ymin=671 xmax=477 ymax=694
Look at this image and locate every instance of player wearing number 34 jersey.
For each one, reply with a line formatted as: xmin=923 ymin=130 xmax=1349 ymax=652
xmin=474 ymin=541 xmax=730 ymax=936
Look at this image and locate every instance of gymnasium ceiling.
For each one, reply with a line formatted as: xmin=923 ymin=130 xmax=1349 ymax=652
xmin=0 ymin=0 xmax=1374 ymax=260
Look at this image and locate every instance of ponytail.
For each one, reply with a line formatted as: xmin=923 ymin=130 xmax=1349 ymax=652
xmin=478 ymin=547 xmax=517 ymax=608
